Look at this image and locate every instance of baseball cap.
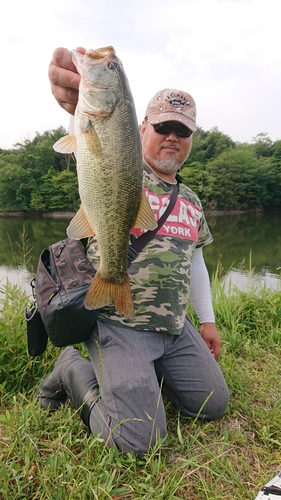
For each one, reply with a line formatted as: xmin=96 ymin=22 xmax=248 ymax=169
xmin=145 ymin=89 xmax=197 ymax=132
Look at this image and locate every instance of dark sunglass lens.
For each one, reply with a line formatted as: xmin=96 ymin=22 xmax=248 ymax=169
xmin=175 ymin=124 xmax=192 ymax=138
xmin=153 ymin=122 xmax=192 ymax=138
xmin=154 ymin=123 xmax=173 ymax=135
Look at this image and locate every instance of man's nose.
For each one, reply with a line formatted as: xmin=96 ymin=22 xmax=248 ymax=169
xmin=166 ymin=130 xmax=178 ymax=140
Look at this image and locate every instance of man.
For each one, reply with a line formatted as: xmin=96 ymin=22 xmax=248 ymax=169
xmin=38 ymin=48 xmax=229 ymax=457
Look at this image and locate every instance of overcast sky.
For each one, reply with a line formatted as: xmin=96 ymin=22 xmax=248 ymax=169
xmin=1 ymin=0 xmax=280 ymax=149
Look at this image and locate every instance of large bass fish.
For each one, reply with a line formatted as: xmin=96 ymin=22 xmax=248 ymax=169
xmin=53 ymin=46 xmax=156 ymax=319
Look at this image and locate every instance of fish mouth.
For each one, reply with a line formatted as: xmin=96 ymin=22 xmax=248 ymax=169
xmin=86 ymin=46 xmax=116 ymax=61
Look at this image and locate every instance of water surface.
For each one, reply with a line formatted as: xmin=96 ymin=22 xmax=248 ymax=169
xmin=0 ymin=211 xmax=280 ymax=296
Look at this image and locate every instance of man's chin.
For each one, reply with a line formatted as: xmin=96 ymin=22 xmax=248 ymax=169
xmin=155 ymin=159 xmax=181 ymax=173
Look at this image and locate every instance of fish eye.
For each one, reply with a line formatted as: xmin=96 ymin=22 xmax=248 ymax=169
xmin=108 ymin=61 xmax=119 ymax=70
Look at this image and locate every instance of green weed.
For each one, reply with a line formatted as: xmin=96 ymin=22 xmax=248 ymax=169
xmin=0 ymin=266 xmax=281 ymax=499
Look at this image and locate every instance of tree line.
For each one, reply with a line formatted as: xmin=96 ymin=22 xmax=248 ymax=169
xmin=0 ymin=127 xmax=79 ymax=213
xmin=181 ymin=128 xmax=281 ymax=210
xmin=0 ymin=126 xmax=280 ymax=212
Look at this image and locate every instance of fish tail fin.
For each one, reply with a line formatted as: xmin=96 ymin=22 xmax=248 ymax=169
xmin=84 ymin=270 xmax=135 ymax=320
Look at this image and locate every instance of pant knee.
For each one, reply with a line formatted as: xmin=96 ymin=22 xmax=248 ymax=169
xmin=180 ymin=386 xmax=230 ymax=421
xmin=114 ymin=419 xmax=167 ymax=456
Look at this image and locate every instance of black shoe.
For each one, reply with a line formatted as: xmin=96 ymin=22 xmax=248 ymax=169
xmin=37 ymin=346 xmax=79 ymax=411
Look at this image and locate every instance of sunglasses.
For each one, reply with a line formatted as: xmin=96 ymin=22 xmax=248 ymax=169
xmin=149 ymin=121 xmax=193 ymax=138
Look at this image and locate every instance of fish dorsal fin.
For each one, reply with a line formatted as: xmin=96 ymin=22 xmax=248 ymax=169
xmin=83 ymin=127 xmax=102 ymax=157
xmin=53 ymin=134 xmax=77 ymax=154
xmin=133 ymin=191 xmax=157 ymax=230
xmin=66 ymin=206 xmax=96 ymax=239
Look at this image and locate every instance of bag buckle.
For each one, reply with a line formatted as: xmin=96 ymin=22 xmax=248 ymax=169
xmin=127 ymin=246 xmax=139 ymax=266
xmin=30 ymin=278 xmax=36 ymax=300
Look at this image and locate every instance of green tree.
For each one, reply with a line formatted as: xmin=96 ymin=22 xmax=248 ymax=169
xmin=251 ymin=133 xmax=273 ymax=158
xmin=14 ymin=127 xmax=76 ymax=175
xmin=0 ymin=163 xmax=36 ymax=211
xmin=187 ymin=126 xmax=235 ymax=164
xmin=30 ymin=167 xmax=79 ymax=212
xmin=0 ymin=128 xmax=79 ymax=212
xmin=49 ymin=169 xmax=79 ymax=211
xmin=272 ymin=140 xmax=281 ymax=164
xmin=180 ymin=161 xmax=209 ymax=205
xmin=203 ymin=146 xmax=267 ymax=210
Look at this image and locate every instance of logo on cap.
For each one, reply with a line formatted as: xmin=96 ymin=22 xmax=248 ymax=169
xmin=166 ymin=92 xmax=191 ymax=109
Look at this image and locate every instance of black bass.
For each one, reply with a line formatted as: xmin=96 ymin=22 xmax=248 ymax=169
xmin=53 ymin=46 xmax=156 ymax=319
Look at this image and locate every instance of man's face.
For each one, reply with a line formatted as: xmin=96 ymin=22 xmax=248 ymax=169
xmin=140 ymin=120 xmax=193 ymax=180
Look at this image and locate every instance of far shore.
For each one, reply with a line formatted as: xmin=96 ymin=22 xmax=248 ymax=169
xmin=0 ymin=207 xmax=270 ymax=218
xmin=0 ymin=211 xmax=76 ymax=219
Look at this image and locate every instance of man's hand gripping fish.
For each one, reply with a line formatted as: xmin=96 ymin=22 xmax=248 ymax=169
xmin=53 ymin=46 xmax=157 ymax=319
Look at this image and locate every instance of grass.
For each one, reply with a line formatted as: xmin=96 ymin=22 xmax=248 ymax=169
xmin=0 ymin=267 xmax=281 ymax=499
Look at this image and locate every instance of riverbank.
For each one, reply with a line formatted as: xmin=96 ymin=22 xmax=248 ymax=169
xmin=0 ymin=211 xmax=75 ymax=219
xmin=205 ymin=208 xmax=265 ymax=215
xmin=0 ymin=206 xmax=276 ymax=218
xmin=1 ymin=277 xmax=280 ymax=499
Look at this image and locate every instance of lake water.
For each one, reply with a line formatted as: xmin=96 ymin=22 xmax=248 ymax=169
xmin=0 ymin=211 xmax=280 ymax=297
xmin=203 ymin=211 xmax=281 ymax=292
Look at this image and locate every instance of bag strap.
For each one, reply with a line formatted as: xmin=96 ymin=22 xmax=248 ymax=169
xmin=127 ymin=182 xmax=179 ymax=265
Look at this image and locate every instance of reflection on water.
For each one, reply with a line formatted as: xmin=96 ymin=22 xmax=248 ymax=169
xmin=1 ymin=265 xmax=279 ymax=301
xmin=0 ymin=265 xmax=34 ymax=298
xmin=220 ymin=269 xmax=281 ymax=292
xmin=204 ymin=210 xmax=281 ymax=291
xmin=223 ymin=268 xmax=280 ymax=293
xmin=0 ymin=211 xmax=280 ymax=296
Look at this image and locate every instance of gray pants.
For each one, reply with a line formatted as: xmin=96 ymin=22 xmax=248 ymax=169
xmin=84 ymin=316 xmax=229 ymax=456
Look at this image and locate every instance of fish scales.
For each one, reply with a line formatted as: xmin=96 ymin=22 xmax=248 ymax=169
xmin=53 ymin=46 xmax=156 ymax=319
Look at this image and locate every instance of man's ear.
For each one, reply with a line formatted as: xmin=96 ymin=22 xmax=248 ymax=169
xmin=140 ymin=120 xmax=146 ymax=139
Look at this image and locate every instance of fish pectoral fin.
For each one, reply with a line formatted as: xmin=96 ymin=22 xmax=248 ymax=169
xmin=84 ymin=271 xmax=135 ymax=320
xmin=53 ymin=134 xmax=77 ymax=154
xmin=84 ymin=127 xmax=102 ymax=157
xmin=133 ymin=191 xmax=157 ymax=230
xmin=66 ymin=206 xmax=96 ymax=239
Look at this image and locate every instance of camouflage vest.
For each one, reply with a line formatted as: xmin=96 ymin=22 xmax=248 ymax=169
xmin=86 ymin=164 xmax=212 ymax=335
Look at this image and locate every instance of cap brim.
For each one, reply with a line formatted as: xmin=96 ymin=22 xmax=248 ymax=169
xmin=147 ymin=112 xmax=197 ymax=132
